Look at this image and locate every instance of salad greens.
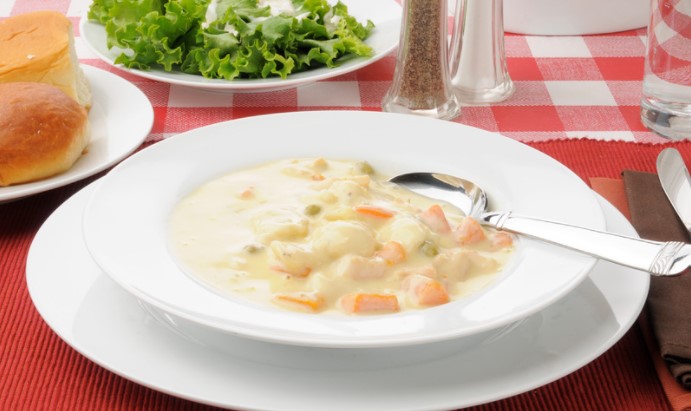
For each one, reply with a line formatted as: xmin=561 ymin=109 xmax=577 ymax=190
xmin=88 ymin=0 xmax=375 ymax=80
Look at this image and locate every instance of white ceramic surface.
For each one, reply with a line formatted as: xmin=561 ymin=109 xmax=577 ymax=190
xmin=503 ymin=0 xmax=649 ymax=35
xmin=82 ymin=111 xmax=606 ymax=348
xmin=79 ymin=0 xmax=401 ymax=93
xmin=0 ymin=65 xmax=153 ymax=203
xmin=27 ymin=182 xmax=649 ymax=411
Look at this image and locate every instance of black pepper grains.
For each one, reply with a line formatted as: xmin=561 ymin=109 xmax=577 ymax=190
xmin=382 ymin=0 xmax=460 ymax=120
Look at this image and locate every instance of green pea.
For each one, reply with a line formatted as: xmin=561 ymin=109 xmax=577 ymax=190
xmin=357 ymin=161 xmax=374 ymax=175
xmin=243 ymin=244 xmax=264 ymax=254
xmin=419 ymin=240 xmax=438 ymax=257
xmin=304 ymin=204 xmax=322 ymax=216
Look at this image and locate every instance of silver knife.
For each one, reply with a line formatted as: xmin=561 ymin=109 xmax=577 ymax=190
xmin=657 ymin=147 xmax=691 ymax=235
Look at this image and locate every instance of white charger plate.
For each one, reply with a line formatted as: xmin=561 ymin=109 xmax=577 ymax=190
xmin=82 ymin=111 xmax=606 ymax=348
xmin=79 ymin=0 xmax=401 ymax=93
xmin=0 ymin=65 xmax=153 ymax=203
xmin=26 ymin=182 xmax=649 ymax=411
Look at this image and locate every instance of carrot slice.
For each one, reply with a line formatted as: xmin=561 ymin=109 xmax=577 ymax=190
xmin=404 ymin=274 xmax=450 ymax=306
xmin=273 ymin=292 xmax=324 ymax=313
xmin=270 ymin=265 xmax=312 ymax=277
xmin=353 ymin=205 xmax=394 ymax=219
xmin=238 ymin=186 xmax=255 ymax=199
xmin=490 ymin=231 xmax=513 ymax=249
xmin=416 ymin=279 xmax=449 ymax=306
xmin=341 ymin=293 xmax=400 ymax=314
xmin=453 ymin=217 xmax=486 ymax=245
xmin=337 ymin=256 xmax=387 ymax=280
xmin=418 ymin=204 xmax=451 ymax=233
xmin=375 ymin=241 xmax=406 ymax=265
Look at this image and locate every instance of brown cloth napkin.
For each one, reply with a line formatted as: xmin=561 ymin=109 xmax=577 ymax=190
xmin=622 ymin=170 xmax=691 ymax=389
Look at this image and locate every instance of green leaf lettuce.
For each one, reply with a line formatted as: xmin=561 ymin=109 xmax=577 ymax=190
xmin=88 ymin=0 xmax=374 ymax=79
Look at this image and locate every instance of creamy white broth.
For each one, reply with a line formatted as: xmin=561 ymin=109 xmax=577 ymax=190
xmin=169 ymin=158 xmax=514 ymax=315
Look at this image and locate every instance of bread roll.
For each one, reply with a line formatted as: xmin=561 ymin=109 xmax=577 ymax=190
xmin=0 ymin=82 xmax=90 ymax=187
xmin=0 ymin=11 xmax=92 ymax=108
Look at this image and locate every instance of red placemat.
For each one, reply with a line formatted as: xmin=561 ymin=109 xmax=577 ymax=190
xmin=3 ymin=139 xmax=690 ymax=410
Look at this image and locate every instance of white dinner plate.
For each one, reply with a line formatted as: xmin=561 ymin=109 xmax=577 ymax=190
xmin=79 ymin=0 xmax=401 ymax=93
xmin=82 ymin=111 xmax=606 ymax=348
xmin=26 ymin=182 xmax=649 ymax=411
xmin=0 ymin=65 xmax=153 ymax=203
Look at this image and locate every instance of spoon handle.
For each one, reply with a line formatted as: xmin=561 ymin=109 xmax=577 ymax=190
xmin=482 ymin=211 xmax=691 ymax=276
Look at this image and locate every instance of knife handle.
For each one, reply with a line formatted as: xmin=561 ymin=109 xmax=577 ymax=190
xmin=482 ymin=211 xmax=691 ymax=276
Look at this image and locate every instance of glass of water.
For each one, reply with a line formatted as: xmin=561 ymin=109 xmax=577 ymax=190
xmin=640 ymin=0 xmax=691 ymax=140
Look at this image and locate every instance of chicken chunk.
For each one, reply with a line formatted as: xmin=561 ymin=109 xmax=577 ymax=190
xmin=380 ymin=216 xmax=429 ymax=254
xmin=335 ymin=255 xmax=388 ymax=280
xmin=269 ymin=241 xmax=315 ymax=277
xmin=253 ymin=208 xmax=309 ymax=242
xmin=328 ymin=179 xmax=370 ymax=205
xmin=433 ymin=249 xmax=473 ymax=282
xmin=312 ymin=221 xmax=376 ymax=258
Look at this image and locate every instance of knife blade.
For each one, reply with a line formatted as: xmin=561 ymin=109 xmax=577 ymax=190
xmin=656 ymin=148 xmax=691 ymax=235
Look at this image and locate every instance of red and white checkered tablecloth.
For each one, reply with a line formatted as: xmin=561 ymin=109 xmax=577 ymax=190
xmin=1 ymin=0 xmax=670 ymax=144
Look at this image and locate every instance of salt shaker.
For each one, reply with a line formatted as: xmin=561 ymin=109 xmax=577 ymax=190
xmin=449 ymin=0 xmax=514 ymax=104
xmin=382 ymin=0 xmax=461 ymax=120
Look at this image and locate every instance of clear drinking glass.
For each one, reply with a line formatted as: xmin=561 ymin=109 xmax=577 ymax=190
xmin=640 ymin=0 xmax=691 ymax=140
xmin=449 ymin=0 xmax=514 ymax=104
xmin=382 ymin=0 xmax=461 ymax=120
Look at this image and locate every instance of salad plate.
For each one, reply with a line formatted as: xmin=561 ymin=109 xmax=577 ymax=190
xmin=26 ymin=182 xmax=649 ymax=410
xmin=0 ymin=65 xmax=153 ymax=203
xmin=79 ymin=0 xmax=401 ymax=93
xmin=82 ymin=111 xmax=606 ymax=348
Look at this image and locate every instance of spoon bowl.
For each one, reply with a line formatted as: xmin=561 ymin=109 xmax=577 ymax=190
xmin=391 ymin=172 xmax=691 ymax=276
xmin=389 ymin=172 xmax=487 ymax=218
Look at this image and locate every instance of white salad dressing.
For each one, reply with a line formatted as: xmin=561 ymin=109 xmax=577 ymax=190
xmin=169 ymin=159 xmax=514 ymax=315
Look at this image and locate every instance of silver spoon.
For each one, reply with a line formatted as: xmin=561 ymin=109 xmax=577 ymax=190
xmin=390 ymin=172 xmax=691 ymax=276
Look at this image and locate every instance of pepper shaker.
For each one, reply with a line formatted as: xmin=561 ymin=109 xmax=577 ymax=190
xmin=382 ymin=0 xmax=461 ymax=120
xmin=449 ymin=0 xmax=514 ymax=104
